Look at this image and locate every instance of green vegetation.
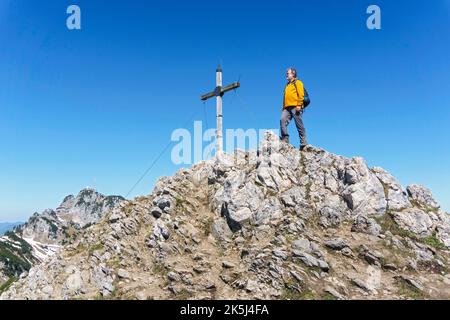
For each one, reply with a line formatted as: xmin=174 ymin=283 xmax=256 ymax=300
xmin=172 ymin=288 xmax=192 ymax=300
xmin=0 ymin=231 xmax=36 ymax=280
xmin=379 ymin=251 xmax=403 ymax=269
xmin=76 ymin=189 xmax=94 ymax=206
xmin=280 ymin=281 xmax=316 ymax=300
xmin=376 ymin=214 xmax=447 ymax=254
xmin=322 ymin=292 xmax=337 ymax=300
xmin=417 ymin=259 xmax=448 ymax=274
xmin=106 ymin=257 xmax=121 ymax=269
xmin=93 ymin=203 xmax=103 ymax=214
xmin=3 ymin=232 xmax=33 ymax=257
xmin=409 ymin=200 xmax=439 ymax=214
xmin=381 ymin=182 xmax=389 ymax=199
xmin=397 ymin=279 xmax=425 ymax=300
xmin=40 ymin=216 xmax=59 ymax=237
xmin=175 ymin=197 xmax=184 ymax=207
xmin=202 ymin=217 xmax=214 ymax=236
xmin=104 ymin=196 xmax=125 ymax=208
xmin=81 ymin=222 xmax=94 ymax=230
xmin=304 ymin=181 xmax=312 ymax=201
xmin=88 ymin=243 xmax=104 ymax=256
xmin=0 ymin=242 xmax=32 ymax=277
xmin=376 ymin=213 xmax=447 ymax=250
xmin=95 ymin=288 xmax=118 ymax=300
xmin=299 ymin=154 xmax=312 ymax=201
xmin=152 ymin=262 xmax=167 ymax=276
xmin=375 ymin=213 xmax=416 ymax=239
xmin=281 ymin=286 xmax=316 ymax=300
xmin=61 ymin=225 xmax=77 ymax=245
xmin=67 ymin=243 xmax=86 ymax=257
xmin=213 ymin=240 xmax=227 ymax=257
xmin=421 ymin=234 xmax=447 ymax=250
xmin=0 ymin=277 xmax=18 ymax=294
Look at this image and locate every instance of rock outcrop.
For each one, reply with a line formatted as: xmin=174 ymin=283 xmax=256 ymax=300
xmin=2 ymin=132 xmax=449 ymax=300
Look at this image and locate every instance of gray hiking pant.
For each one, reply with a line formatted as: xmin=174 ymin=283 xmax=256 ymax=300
xmin=280 ymin=106 xmax=307 ymax=145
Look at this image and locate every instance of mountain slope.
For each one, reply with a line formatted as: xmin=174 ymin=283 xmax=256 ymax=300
xmin=0 ymin=189 xmax=124 ymax=292
xmin=16 ymin=188 xmax=125 ymax=250
xmin=2 ymin=132 xmax=449 ymax=300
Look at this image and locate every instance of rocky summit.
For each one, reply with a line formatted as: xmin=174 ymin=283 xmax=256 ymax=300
xmin=2 ymin=132 xmax=449 ymax=300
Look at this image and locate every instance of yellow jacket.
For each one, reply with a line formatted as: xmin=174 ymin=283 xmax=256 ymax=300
xmin=283 ymin=79 xmax=304 ymax=109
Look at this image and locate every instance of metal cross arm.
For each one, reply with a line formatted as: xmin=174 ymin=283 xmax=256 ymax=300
xmin=200 ymin=82 xmax=240 ymax=101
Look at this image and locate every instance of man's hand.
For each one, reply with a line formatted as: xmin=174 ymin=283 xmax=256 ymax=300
xmin=296 ymin=106 xmax=302 ymax=112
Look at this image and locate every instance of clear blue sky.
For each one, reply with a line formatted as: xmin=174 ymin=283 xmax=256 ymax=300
xmin=1 ymin=0 xmax=449 ymax=222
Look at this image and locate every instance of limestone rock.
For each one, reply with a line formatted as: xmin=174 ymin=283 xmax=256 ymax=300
xmin=391 ymin=208 xmax=434 ymax=238
xmin=342 ymin=158 xmax=387 ymax=217
xmin=351 ymin=215 xmax=382 ymax=236
xmin=372 ymin=167 xmax=411 ymax=211
xmin=407 ymin=184 xmax=440 ymax=211
xmin=324 ymin=238 xmax=348 ymax=251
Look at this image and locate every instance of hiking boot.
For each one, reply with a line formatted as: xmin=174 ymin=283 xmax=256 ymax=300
xmin=300 ymin=144 xmax=309 ymax=151
xmin=281 ymin=136 xmax=290 ymax=144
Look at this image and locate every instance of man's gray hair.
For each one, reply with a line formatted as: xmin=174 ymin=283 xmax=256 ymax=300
xmin=287 ymin=67 xmax=297 ymax=78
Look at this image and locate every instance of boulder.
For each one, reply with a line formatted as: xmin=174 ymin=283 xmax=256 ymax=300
xmin=117 ymin=269 xmax=130 ymax=280
xmin=407 ymin=184 xmax=440 ymax=211
xmin=436 ymin=212 xmax=450 ymax=247
xmin=65 ymin=271 xmax=83 ymax=293
xmin=324 ymin=238 xmax=348 ymax=251
xmin=150 ymin=207 xmax=163 ymax=219
xmin=292 ymin=238 xmax=312 ymax=253
xmin=153 ymin=196 xmax=173 ymax=213
xmin=351 ymin=215 xmax=382 ymax=236
xmin=391 ymin=208 xmax=434 ymax=238
xmin=252 ymin=197 xmax=283 ymax=226
xmin=211 ymin=218 xmax=233 ymax=241
xmin=372 ymin=167 xmax=411 ymax=211
xmin=213 ymin=172 xmax=264 ymax=231
xmin=292 ymin=251 xmax=329 ymax=272
xmin=343 ymin=158 xmax=387 ymax=217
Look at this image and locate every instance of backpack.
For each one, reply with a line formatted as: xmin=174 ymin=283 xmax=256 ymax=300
xmin=293 ymin=80 xmax=311 ymax=108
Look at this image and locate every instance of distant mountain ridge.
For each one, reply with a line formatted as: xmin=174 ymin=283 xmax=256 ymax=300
xmin=0 ymin=223 xmax=23 ymax=236
xmin=0 ymin=188 xmax=125 ymax=291
xmin=18 ymin=188 xmax=125 ymax=246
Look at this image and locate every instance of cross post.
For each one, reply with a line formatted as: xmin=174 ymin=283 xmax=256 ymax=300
xmin=201 ymin=66 xmax=240 ymax=155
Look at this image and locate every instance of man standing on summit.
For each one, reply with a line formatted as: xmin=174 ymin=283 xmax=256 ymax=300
xmin=280 ymin=67 xmax=308 ymax=150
